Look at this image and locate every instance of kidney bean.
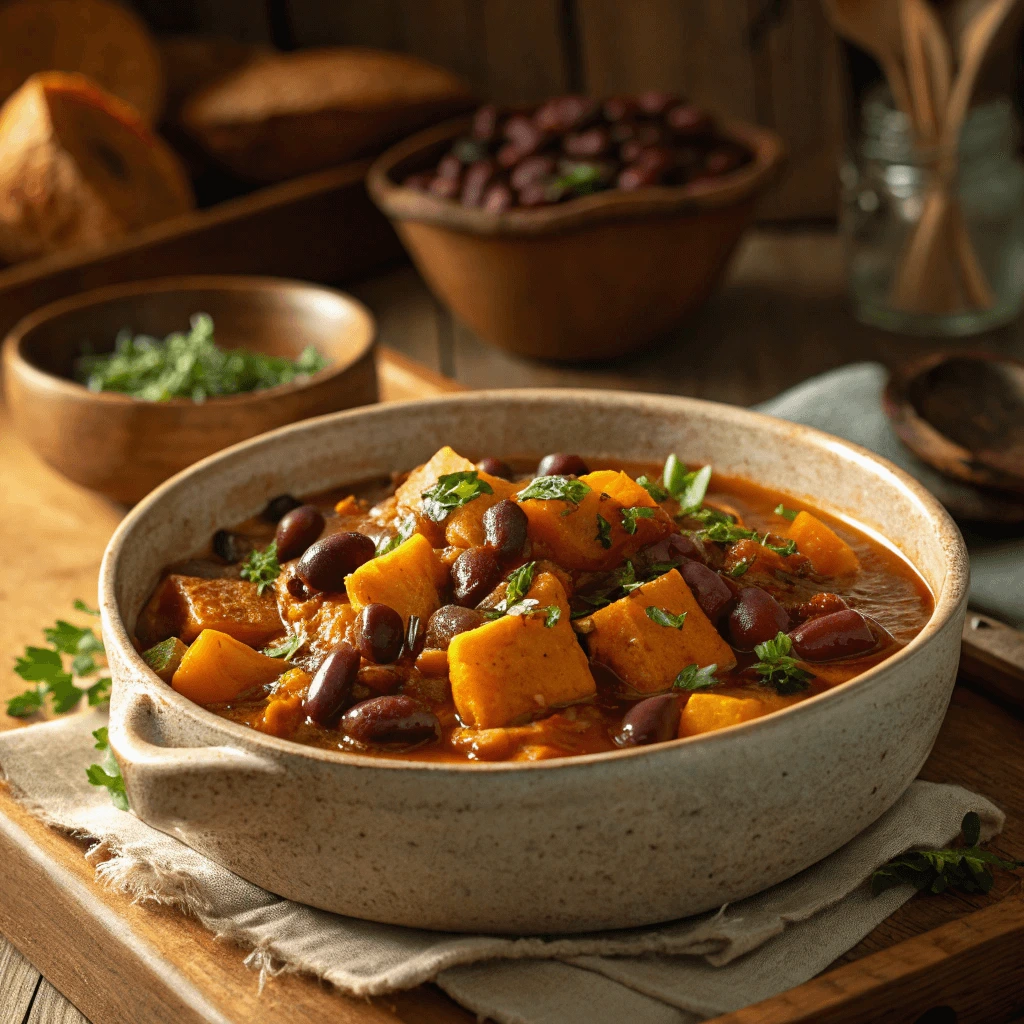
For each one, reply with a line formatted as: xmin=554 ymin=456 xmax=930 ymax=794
xmin=537 ymin=452 xmax=589 ymax=476
xmin=425 ymin=605 xmax=484 ymax=649
xmin=503 ymin=114 xmax=545 ymax=156
xmin=461 ymin=159 xmax=497 ymax=208
xmin=728 ymin=587 xmax=790 ymax=650
xmin=483 ymin=182 xmax=514 ymax=212
xmin=496 ymin=143 xmax=524 ymax=169
xmin=303 ymin=644 xmax=360 ymax=727
xmin=402 ymin=171 xmax=433 ymax=192
xmin=477 ymin=456 xmax=514 ymax=480
xmin=679 ymin=560 xmax=733 ymax=623
xmin=275 ymin=504 xmax=325 ymax=562
xmin=340 ymin=695 xmax=441 ymax=748
xmin=562 ymin=126 xmax=611 ymax=158
xmin=636 ymin=145 xmax=674 ymax=174
xmin=297 ymin=532 xmax=375 ymax=592
xmin=472 ymin=103 xmax=500 ymax=141
xmin=637 ymin=90 xmax=680 ymax=116
xmin=452 ymin=546 xmax=502 ymax=607
xmin=789 ymin=610 xmax=876 ymax=662
xmin=518 ymin=182 xmax=558 ymax=208
xmin=666 ymin=103 xmax=713 ymax=138
xmin=535 ymin=95 xmax=598 ymax=133
xmin=603 ymin=95 xmax=640 ymax=122
xmin=641 ymin=532 xmax=706 ymax=566
xmin=618 ymin=162 xmax=666 ymax=190
xmin=429 ymin=175 xmax=461 ymax=200
xmin=212 ymin=529 xmax=246 ymax=563
xmin=437 ymin=153 xmax=462 ymax=180
xmin=510 ymin=154 xmax=557 ymax=191
xmin=798 ymin=592 xmax=850 ymax=621
xmin=482 ymin=499 xmax=528 ymax=559
xmin=353 ymin=603 xmax=404 ymax=664
xmin=261 ymin=494 xmax=301 ymax=523
xmin=614 ymin=694 xmax=680 ymax=748
xmin=703 ymin=145 xmax=747 ymax=177
xmin=286 ymin=575 xmax=310 ymax=601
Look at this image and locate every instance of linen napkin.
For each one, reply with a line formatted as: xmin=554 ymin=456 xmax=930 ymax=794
xmin=0 ymin=713 xmax=1004 ymax=1023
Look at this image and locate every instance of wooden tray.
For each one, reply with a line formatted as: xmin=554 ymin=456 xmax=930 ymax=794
xmin=1 ymin=351 xmax=1023 ymax=1024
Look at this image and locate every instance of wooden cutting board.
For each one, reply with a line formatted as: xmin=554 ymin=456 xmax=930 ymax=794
xmin=1 ymin=349 xmax=1023 ymax=1024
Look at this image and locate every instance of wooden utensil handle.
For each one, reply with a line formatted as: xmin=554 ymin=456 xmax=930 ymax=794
xmin=960 ymin=610 xmax=1024 ymax=713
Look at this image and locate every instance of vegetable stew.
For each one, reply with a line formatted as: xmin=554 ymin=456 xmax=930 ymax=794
xmin=136 ymin=447 xmax=933 ymax=763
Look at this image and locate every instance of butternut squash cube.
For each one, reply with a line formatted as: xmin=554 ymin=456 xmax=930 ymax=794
xmin=588 ymin=569 xmax=736 ymax=693
xmin=788 ymin=511 xmax=860 ymax=576
xmin=345 ymin=533 xmax=444 ymax=627
xmin=445 ymin=476 xmax=518 ymax=547
xmin=581 ymin=469 xmax=673 ymax=551
xmin=275 ymin=572 xmax=357 ymax=658
xmin=678 ymin=693 xmax=770 ymax=737
xmin=517 ymin=486 xmax=629 ymax=571
xmin=448 ymin=574 xmax=594 ymax=728
xmin=256 ymin=667 xmax=311 ymax=738
xmin=395 ymin=445 xmax=475 ymax=510
xmin=171 ymin=629 xmax=285 ymax=704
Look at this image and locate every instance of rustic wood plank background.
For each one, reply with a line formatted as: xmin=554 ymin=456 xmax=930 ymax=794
xmin=127 ymin=0 xmax=844 ymax=221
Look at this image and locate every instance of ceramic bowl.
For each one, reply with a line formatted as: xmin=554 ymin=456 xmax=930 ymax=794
xmin=3 ymin=275 xmax=378 ymax=505
xmin=100 ymin=391 xmax=968 ymax=934
xmin=367 ymin=116 xmax=785 ymax=362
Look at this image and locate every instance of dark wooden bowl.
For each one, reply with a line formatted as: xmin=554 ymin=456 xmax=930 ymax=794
xmin=368 ymin=115 xmax=785 ymax=362
xmin=3 ymin=275 xmax=377 ymax=504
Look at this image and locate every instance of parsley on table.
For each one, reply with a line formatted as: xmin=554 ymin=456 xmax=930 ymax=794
xmin=635 ymin=475 xmax=669 ymax=502
xmin=240 ymin=541 xmax=281 ymax=595
xmin=646 ymin=607 xmax=687 ymax=629
xmin=517 ymin=475 xmax=592 ymax=505
xmin=871 ymin=812 xmax=1024 ymax=896
xmin=262 ymin=633 xmax=304 ymax=660
xmin=74 ymin=599 xmax=100 ymax=615
xmin=663 ymin=456 xmax=712 ymax=512
xmin=376 ymin=514 xmax=417 ymax=556
xmin=620 ymin=506 xmax=656 ymax=535
xmin=595 ymin=514 xmax=613 ymax=549
xmin=774 ymin=504 xmax=799 ymax=522
xmin=752 ymin=632 xmax=812 ymax=694
xmin=86 ymin=727 xmax=129 ymax=811
xmin=674 ymin=663 xmax=719 ymax=690
xmin=421 ymin=471 xmax=494 ymax=522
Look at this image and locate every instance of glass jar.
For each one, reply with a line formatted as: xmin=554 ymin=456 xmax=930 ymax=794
xmin=841 ymin=89 xmax=1024 ymax=336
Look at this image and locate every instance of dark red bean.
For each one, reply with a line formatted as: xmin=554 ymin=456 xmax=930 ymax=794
xmin=477 ymin=456 xmax=514 ymax=480
xmin=537 ymin=453 xmax=589 ymax=476
xmin=614 ymin=694 xmax=680 ymax=748
xmin=728 ymin=587 xmax=791 ymax=650
xmin=482 ymin=499 xmax=528 ymax=559
xmin=679 ymin=560 xmax=734 ymax=623
xmin=562 ymin=126 xmax=611 ymax=158
xmin=286 ymin=575 xmax=310 ymax=601
xmin=535 ymin=95 xmax=598 ymax=133
xmin=297 ymin=532 xmax=375 ymax=592
xmin=518 ymin=181 xmax=558 ymax=208
xmin=212 ymin=529 xmax=246 ymax=563
xmin=636 ymin=145 xmax=674 ymax=174
xmin=603 ymin=95 xmax=640 ymax=122
xmin=425 ymin=604 xmax=484 ymax=649
xmin=666 ymin=103 xmax=713 ymax=138
xmin=353 ymin=603 xmax=404 ymax=664
xmin=641 ymin=532 xmax=706 ymax=566
xmin=798 ymin=592 xmax=850 ymax=621
xmin=461 ymin=159 xmax=497 ymax=208
xmin=303 ymin=644 xmax=360 ymax=727
xmin=472 ymin=104 xmax=500 ymax=141
xmin=618 ymin=161 xmax=666 ymax=190
xmin=452 ymin=546 xmax=502 ymax=607
xmin=637 ymin=90 xmax=680 ymax=116
xmin=429 ymin=175 xmax=461 ymax=200
xmin=483 ymin=182 xmax=514 ymax=212
xmin=275 ymin=504 xmax=325 ymax=562
xmin=437 ymin=153 xmax=462 ymax=180
xmin=503 ymin=114 xmax=545 ymax=156
xmin=509 ymin=154 xmax=557 ymax=191
xmin=261 ymin=494 xmax=301 ymax=523
xmin=340 ymin=695 xmax=441 ymax=748
xmin=496 ymin=143 xmax=524 ymax=169
xmin=789 ymin=610 xmax=876 ymax=662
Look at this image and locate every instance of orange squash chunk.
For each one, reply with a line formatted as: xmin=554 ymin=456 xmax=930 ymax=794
xmin=275 ymin=573 xmax=357 ymax=657
xmin=171 ymin=629 xmax=284 ymax=704
xmin=445 ymin=476 xmax=518 ymax=547
xmin=588 ymin=569 xmax=736 ymax=693
xmin=517 ymin=486 xmax=629 ymax=571
xmin=256 ymin=667 xmax=311 ymax=738
xmin=678 ymin=689 xmax=802 ymax=737
xmin=395 ymin=446 xmax=475 ymax=510
xmin=581 ymin=469 xmax=673 ymax=551
xmin=448 ymin=573 xmax=594 ymax=728
xmin=345 ymin=533 xmax=445 ymax=627
xmin=788 ymin=511 xmax=860 ymax=576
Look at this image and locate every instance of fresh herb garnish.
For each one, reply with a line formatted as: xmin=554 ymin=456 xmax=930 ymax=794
xmin=377 ymin=514 xmax=417 ymax=556
xmin=774 ymin=504 xmax=799 ymax=522
xmin=646 ymin=607 xmax=687 ymax=629
xmin=752 ymin=632 xmax=812 ymax=694
xmin=686 ymin=506 xmax=735 ymax=527
xmin=761 ymin=534 xmax=798 ymax=557
xmin=871 ymin=812 xmax=1024 ymax=897
xmin=74 ymin=599 xmax=100 ymax=616
xmin=663 ymin=456 xmax=712 ymax=512
xmin=595 ymin=514 xmax=613 ymax=549
xmin=75 ymin=313 xmax=326 ymax=402
xmin=517 ymin=475 xmax=592 ymax=505
xmin=262 ymin=634 xmax=304 ymax=660
xmin=635 ymin=475 xmax=669 ymax=502
xmin=483 ymin=563 xmax=537 ymax=621
xmin=621 ymin=506 xmax=656 ymax=535
xmin=240 ymin=541 xmax=280 ymax=595
xmin=421 ymin=471 xmax=494 ymax=522
xmin=674 ymin=663 xmax=719 ymax=690
xmin=506 ymin=600 xmax=561 ymax=627
xmin=698 ymin=521 xmax=758 ymax=544
xmin=728 ymin=559 xmax=751 ymax=578
xmin=554 ymin=162 xmax=606 ymax=196
xmin=86 ymin=727 xmax=128 ymax=811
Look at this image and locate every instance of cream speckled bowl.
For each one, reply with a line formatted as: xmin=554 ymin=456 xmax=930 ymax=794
xmin=99 ymin=391 xmax=969 ymax=934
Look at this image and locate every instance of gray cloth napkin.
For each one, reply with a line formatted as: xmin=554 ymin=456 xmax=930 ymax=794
xmin=755 ymin=362 xmax=1024 ymax=628
xmin=0 ymin=712 xmax=1004 ymax=1023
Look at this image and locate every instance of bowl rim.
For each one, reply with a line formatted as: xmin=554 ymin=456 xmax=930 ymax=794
xmin=367 ymin=114 xmax=787 ymax=235
xmin=100 ymin=388 xmax=969 ymax=775
xmin=2 ymin=274 xmax=377 ymax=409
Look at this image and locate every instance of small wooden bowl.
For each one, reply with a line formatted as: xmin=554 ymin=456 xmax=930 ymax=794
xmin=3 ymin=275 xmax=377 ymax=504
xmin=368 ymin=116 xmax=785 ymax=362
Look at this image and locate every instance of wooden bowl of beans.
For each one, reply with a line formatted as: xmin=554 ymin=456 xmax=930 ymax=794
xmin=368 ymin=93 xmax=785 ymax=363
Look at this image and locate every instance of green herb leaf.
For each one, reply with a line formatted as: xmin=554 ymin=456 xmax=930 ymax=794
xmin=645 ymin=606 xmax=687 ymax=629
xmin=15 ymin=645 xmax=67 ymax=682
xmin=760 ymin=533 xmax=798 ymax=557
xmin=752 ymin=632 xmax=812 ymax=694
xmin=376 ymin=514 xmax=417 ymax=555
xmin=421 ymin=471 xmax=494 ymax=522
xmin=74 ymin=599 xmax=100 ymax=616
xmin=595 ymin=514 xmax=613 ymax=549
xmin=635 ymin=475 xmax=669 ymax=502
xmin=506 ymin=600 xmax=561 ymax=628
xmin=674 ymin=663 xmax=719 ymax=690
xmin=728 ymin=560 xmax=751 ymax=578
xmin=504 ymin=562 xmax=536 ymax=607
xmin=5 ymin=688 xmax=43 ymax=718
xmin=44 ymin=620 xmax=103 ymax=656
xmin=86 ymin=678 xmax=112 ymax=706
xmin=240 ymin=541 xmax=280 ymax=595
xmin=774 ymin=504 xmax=799 ymax=522
xmin=554 ymin=162 xmax=606 ymax=196
xmin=663 ymin=456 xmax=712 ymax=511
xmin=543 ymin=605 xmax=561 ymax=628
xmin=87 ymin=727 xmax=129 ymax=811
xmin=621 ymin=506 xmax=656 ymax=535
xmin=685 ymin=506 xmax=735 ymax=527
xmin=698 ymin=521 xmax=758 ymax=544
xmin=517 ymin=475 xmax=592 ymax=505
xmin=262 ymin=634 xmax=304 ymax=660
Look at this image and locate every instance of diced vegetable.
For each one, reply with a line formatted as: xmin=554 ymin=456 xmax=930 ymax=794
xmin=517 ymin=487 xmax=629 ymax=570
xmin=445 ymin=476 xmax=518 ymax=547
xmin=588 ymin=569 xmax=736 ymax=693
xmin=171 ymin=629 xmax=285 ymax=704
xmin=346 ymin=534 xmax=446 ymax=627
xmin=580 ymin=469 xmax=673 ymax=549
xmin=255 ymin=667 xmax=311 ymax=738
xmin=678 ymin=690 xmax=802 ymax=737
xmin=787 ymin=511 xmax=860 ymax=576
xmin=394 ymin=446 xmax=475 ymax=509
xmin=141 ymin=636 xmax=188 ymax=682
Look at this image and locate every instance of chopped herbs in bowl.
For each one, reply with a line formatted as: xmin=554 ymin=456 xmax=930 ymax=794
xmin=75 ymin=313 xmax=327 ymax=402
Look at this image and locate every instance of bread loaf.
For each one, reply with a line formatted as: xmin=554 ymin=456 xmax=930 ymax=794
xmin=181 ymin=47 xmax=474 ymax=182
xmin=0 ymin=72 xmax=193 ymax=262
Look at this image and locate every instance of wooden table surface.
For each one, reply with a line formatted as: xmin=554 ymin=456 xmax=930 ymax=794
xmin=3 ymin=228 xmax=1023 ymax=1023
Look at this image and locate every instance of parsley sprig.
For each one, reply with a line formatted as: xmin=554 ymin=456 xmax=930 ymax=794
xmin=774 ymin=503 xmax=799 ymax=522
xmin=262 ymin=634 xmax=304 ymax=660
xmin=86 ymin=727 xmax=128 ymax=811
xmin=635 ymin=475 xmax=668 ymax=502
xmin=517 ymin=475 xmax=591 ymax=505
xmin=595 ymin=514 xmax=613 ymax=549
xmin=421 ymin=471 xmax=494 ymax=522
xmin=663 ymin=456 xmax=712 ymax=512
xmin=240 ymin=541 xmax=281 ymax=595
xmin=674 ymin=663 xmax=719 ymax=690
xmin=377 ymin=514 xmax=416 ymax=556
xmin=752 ymin=632 xmax=812 ymax=694
xmin=871 ymin=812 xmax=1024 ymax=896
xmin=646 ymin=606 xmax=687 ymax=629
xmin=621 ymin=506 xmax=656 ymax=535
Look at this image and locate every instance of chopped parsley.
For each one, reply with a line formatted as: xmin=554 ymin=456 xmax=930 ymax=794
xmin=752 ymin=632 xmax=812 ymax=694
xmin=74 ymin=599 xmax=100 ymax=615
xmin=517 ymin=475 xmax=591 ymax=505
xmin=554 ymin=162 xmax=606 ymax=196
xmin=263 ymin=633 xmax=304 ymax=660
xmin=645 ymin=607 xmax=687 ymax=629
xmin=635 ymin=475 xmax=669 ymax=502
xmin=663 ymin=456 xmax=712 ymax=511
xmin=727 ymin=559 xmax=751 ymax=578
xmin=674 ymin=663 xmax=719 ymax=690
xmin=86 ymin=727 xmax=128 ymax=811
xmin=507 ymin=600 xmax=561 ymax=627
xmin=871 ymin=812 xmax=1024 ymax=897
xmin=595 ymin=514 xmax=613 ymax=549
xmin=421 ymin=471 xmax=494 ymax=522
xmin=240 ymin=541 xmax=280 ymax=595
xmin=761 ymin=534 xmax=798 ymax=557
xmin=377 ymin=514 xmax=417 ymax=555
xmin=698 ymin=521 xmax=758 ymax=544
xmin=774 ymin=504 xmax=799 ymax=522
xmin=686 ymin=506 xmax=735 ymax=527
xmin=620 ymin=506 xmax=656 ymax=535
xmin=483 ymin=562 xmax=537 ymax=620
